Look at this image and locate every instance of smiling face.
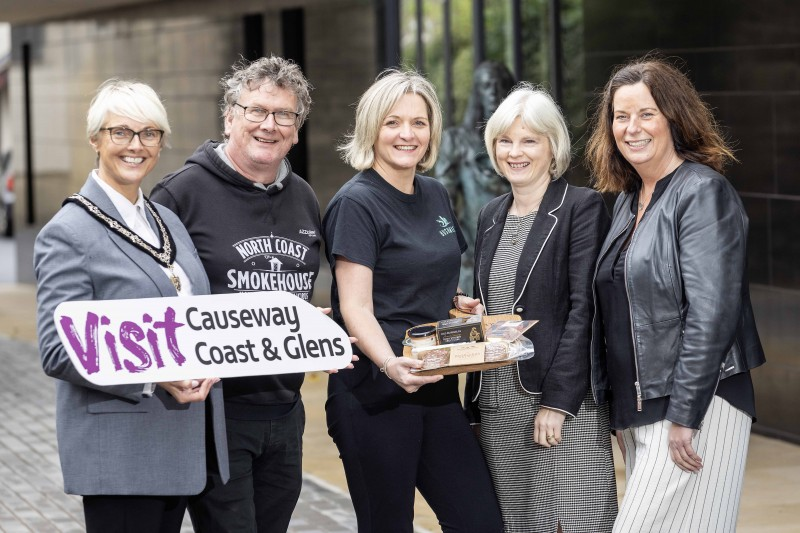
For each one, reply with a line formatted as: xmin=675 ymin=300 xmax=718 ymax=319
xmin=372 ymin=92 xmax=431 ymax=181
xmin=612 ymin=82 xmax=680 ymax=180
xmin=224 ymin=81 xmax=299 ymax=184
xmin=494 ymin=117 xmax=553 ymax=191
xmin=90 ymin=112 xmax=161 ymax=202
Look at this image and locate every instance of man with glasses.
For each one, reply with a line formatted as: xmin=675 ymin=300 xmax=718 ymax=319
xmin=151 ymin=56 xmax=319 ymax=533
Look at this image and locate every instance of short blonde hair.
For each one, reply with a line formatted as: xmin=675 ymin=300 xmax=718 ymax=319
xmin=87 ymin=79 xmax=171 ymax=145
xmin=484 ymin=83 xmax=571 ymax=178
xmin=339 ymin=69 xmax=442 ymax=172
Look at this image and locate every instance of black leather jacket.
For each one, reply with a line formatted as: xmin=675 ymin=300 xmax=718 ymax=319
xmin=590 ymin=162 xmax=765 ymax=429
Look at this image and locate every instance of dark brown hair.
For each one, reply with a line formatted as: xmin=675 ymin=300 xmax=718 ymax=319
xmin=586 ymin=56 xmax=736 ymax=193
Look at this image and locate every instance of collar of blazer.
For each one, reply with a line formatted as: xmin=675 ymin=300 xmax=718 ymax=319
xmin=477 ymin=177 xmax=568 ymax=313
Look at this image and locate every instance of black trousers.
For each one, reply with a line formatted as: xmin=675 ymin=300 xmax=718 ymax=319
xmin=189 ymin=401 xmax=305 ymax=533
xmin=327 ymin=394 xmax=503 ymax=533
xmin=83 ymin=494 xmax=187 ymax=533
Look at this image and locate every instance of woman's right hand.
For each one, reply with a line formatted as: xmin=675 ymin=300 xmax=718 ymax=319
xmin=384 ymin=356 xmax=443 ymax=393
xmin=454 ymin=295 xmax=484 ymax=316
xmin=158 ymin=378 xmax=219 ymax=404
xmin=616 ymin=431 xmax=626 ymax=464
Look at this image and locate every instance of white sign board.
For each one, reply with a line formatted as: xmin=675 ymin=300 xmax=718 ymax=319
xmin=54 ymin=291 xmax=351 ymax=386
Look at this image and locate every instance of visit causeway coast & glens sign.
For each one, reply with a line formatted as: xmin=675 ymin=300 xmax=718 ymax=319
xmin=53 ymin=291 xmax=352 ymax=385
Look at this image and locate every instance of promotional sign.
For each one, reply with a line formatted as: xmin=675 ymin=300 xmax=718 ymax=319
xmin=54 ymin=291 xmax=352 ymax=386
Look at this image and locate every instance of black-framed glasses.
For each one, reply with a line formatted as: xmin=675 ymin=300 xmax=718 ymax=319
xmin=234 ymin=103 xmax=299 ymax=126
xmin=100 ymin=127 xmax=164 ymax=147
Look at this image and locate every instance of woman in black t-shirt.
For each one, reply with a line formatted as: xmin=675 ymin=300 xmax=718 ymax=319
xmin=322 ymin=70 xmax=502 ymax=533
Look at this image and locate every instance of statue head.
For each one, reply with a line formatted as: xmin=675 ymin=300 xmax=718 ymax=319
xmin=463 ymin=61 xmax=515 ymax=127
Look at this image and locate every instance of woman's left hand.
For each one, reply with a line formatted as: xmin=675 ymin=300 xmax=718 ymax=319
xmin=158 ymin=378 xmax=219 ymax=404
xmin=534 ymin=407 xmax=566 ymax=447
xmin=668 ymin=423 xmax=703 ymax=472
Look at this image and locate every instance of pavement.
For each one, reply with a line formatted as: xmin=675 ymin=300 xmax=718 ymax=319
xmin=1 ymin=235 xmax=799 ymax=532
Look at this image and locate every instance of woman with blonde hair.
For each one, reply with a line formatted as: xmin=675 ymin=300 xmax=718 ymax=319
xmin=322 ymin=70 xmax=502 ymax=533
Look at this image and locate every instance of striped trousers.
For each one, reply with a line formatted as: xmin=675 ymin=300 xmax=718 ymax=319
xmin=614 ymin=396 xmax=751 ymax=533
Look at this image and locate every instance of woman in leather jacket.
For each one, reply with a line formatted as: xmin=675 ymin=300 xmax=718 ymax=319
xmin=586 ymin=57 xmax=766 ymax=531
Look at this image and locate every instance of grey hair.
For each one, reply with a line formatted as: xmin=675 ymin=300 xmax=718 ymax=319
xmin=220 ymin=55 xmax=312 ymax=130
xmin=484 ymin=83 xmax=571 ymax=178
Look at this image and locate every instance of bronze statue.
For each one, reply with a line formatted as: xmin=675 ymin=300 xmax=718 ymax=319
xmin=435 ymin=61 xmax=516 ymax=292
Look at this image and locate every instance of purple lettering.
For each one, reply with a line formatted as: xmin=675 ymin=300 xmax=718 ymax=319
xmin=119 ymin=321 xmax=151 ymax=373
xmin=104 ymin=331 xmax=122 ymax=371
xmin=100 ymin=315 xmax=122 ymax=371
xmin=58 ymin=312 xmax=100 ymax=374
xmin=142 ymin=313 xmax=165 ymax=369
xmin=153 ymin=307 xmax=187 ymax=366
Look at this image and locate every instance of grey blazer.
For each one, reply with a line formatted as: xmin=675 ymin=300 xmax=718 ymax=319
xmin=34 ymin=175 xmax=229 ymax=496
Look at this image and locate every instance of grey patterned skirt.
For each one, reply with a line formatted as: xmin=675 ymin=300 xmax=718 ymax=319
xmin=478 ymin=364 xmax=618 ymax=533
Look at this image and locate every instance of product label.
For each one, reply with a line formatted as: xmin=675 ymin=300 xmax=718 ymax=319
xmin=448 ymin=343 xmax=486 ymax=365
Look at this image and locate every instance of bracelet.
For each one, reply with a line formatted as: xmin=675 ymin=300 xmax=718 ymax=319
xmin=380 ymin=356 xmax=396 ymax=380
xmin=453 ymin=290 xmax=468 ymax=310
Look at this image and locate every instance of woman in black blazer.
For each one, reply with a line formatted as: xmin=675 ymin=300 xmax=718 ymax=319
xmin=459 ymin=84 xmax=617 ymax=532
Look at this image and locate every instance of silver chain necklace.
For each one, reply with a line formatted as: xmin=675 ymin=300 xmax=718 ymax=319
xmin=64 ymin=193 xmax=182 ymax=292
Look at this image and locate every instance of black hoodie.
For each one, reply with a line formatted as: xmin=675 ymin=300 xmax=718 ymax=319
xmin=151 ymin=140 xmax=321 ymax=419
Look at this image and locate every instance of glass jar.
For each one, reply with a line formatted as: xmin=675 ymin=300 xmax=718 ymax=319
xmin=406 ymin=325 xmax=437 ymax=348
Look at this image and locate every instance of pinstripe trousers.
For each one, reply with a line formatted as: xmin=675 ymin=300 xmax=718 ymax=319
xmin=614 ymin=396 xmax=751 ymax=533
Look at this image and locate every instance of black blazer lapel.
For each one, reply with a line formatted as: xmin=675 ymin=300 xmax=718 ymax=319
xmin=513 ymin=178 xmax=568 ymax=304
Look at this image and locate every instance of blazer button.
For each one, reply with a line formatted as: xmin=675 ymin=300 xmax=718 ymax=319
xmin=515 ymin=306 xmax=524 ymax=313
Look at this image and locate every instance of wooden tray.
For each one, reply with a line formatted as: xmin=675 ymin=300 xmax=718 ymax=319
xmin=411 ymin=358 xmax=517 ymax=376
xmin=403 ymin=312 xmax=522 ymax=375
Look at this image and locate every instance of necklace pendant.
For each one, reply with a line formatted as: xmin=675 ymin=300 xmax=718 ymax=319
xmin=170 ymin=273 xmax=182 ymax=293
xmin=168 ymin=266 xmax=182 ymax=293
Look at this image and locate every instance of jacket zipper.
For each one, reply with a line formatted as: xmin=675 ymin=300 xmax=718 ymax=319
xmin=624 ymin=211 xmax=643 ymax=412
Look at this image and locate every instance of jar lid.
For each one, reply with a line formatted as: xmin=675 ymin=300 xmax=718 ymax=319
xmin=408 ymin=325 xmax=436 ymax=338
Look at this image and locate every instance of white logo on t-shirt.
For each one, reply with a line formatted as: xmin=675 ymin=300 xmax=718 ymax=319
xmin=436 ymin=216 xmax=455 ymax=237
xmin=224 ymin=234 xmax=315 ymax=299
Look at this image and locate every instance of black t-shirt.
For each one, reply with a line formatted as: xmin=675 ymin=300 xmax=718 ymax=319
xmin=323 ymin=169 xmax=467 ymax=405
